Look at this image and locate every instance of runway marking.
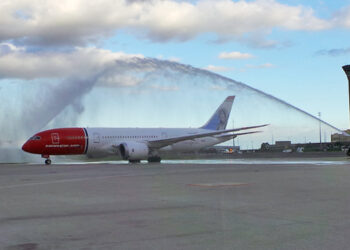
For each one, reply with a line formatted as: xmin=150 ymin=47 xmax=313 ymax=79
xmin=0 ymin=167 xmax=251 ymax=190
xmin=0 ymin=175 xmax=124 ymax=190
xmin=188 ymin=182 xmax=250 ymax=187
xmin=0 ymin=168 xmax=223 ymax=190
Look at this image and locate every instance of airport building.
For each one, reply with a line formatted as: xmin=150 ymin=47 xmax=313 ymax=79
xmin=331 ymin=130 xmax=350 ymax=143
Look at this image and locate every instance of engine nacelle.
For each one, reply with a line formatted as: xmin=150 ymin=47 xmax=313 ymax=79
xmin=119 ymin=142 xmax=149 ymax=160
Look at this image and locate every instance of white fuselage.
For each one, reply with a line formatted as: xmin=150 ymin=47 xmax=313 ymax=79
xmin=22 ymin=96 xmax=264 ymax=164
xmin=85 ymin=127 xmax=230 ymax=158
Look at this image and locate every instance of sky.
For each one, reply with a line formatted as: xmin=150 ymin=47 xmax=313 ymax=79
xmin=1 ymin=0 xmax=350 ymax=152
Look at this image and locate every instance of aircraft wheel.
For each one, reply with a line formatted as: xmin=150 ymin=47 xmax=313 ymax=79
xmin=45 ymin=159 xmax=52 ymax=165
xmin=129 ymin=160 xmax=141 ymax=163
xmin=148 ymin=156 xmax=161 ymax=163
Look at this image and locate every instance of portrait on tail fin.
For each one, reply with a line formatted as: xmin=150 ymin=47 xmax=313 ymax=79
xmin=201 ymin=96 xmax=235 ymax=130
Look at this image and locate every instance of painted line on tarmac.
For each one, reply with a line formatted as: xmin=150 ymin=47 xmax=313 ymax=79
xmin=0 ymin=174 xmax=130 ymax=190
xmin=188 ymin=182 xmax=250 ymax=187
xmin=0 ymin=167 xmax=221 ymax=190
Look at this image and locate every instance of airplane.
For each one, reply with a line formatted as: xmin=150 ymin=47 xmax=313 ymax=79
xmin=22 ymin=96 xmax=268 ymax=164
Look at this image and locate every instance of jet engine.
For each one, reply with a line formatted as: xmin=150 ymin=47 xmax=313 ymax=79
xmin=119 ymin=142 xmax=149 ymax=161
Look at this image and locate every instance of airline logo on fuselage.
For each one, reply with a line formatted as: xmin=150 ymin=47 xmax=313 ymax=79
xmin=51 ymin=133 xmax=59 ymax=144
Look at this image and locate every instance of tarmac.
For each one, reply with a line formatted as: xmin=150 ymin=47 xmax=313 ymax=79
xmin=1 ymin=160 xmax=350 ymax=250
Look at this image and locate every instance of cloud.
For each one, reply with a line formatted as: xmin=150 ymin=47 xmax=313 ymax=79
xmin=203 ymin=65 xmax=234 ymax=72
xmin=156 ymin=55 xmax=181 ymax=62
xmin=219 ymin=51 xmax=254 ymax=59
xmin=331 ymin=6 xmax=350 ymax=28
xmin=0 ymin=0 xmax=332 ymax=47
xmin=315 ymin=47 xmax=350 ymax=57
xmin=168 ymin=57 xmax=181 ymax=62
xmin=0 ymin=45 xmax=144 ymax=79
xmin=0 ymin=43 xmax=25 ymax=55
xmin=0 ymin=44 xmax=276 ymax=83
xmin=204 ymin=62 xmax=274 ymax=72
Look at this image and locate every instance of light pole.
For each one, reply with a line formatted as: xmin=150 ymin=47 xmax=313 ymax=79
xmin=342 ymin=65 xmax=350 ymax=128
xmin=318 ymin=112 xmax=322 ymax=149
xmin=232 ymin=119 xmax=235 ymax=147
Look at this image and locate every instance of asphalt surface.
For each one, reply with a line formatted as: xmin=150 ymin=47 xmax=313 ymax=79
xmin=1 ymin=161 xmax=350 ymax=250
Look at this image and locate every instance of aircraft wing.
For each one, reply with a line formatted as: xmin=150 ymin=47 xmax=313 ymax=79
xmin=147 ymin=124 xmax=268 ymax=149
xmin=216 ymin=130 xmax=262 ymax=139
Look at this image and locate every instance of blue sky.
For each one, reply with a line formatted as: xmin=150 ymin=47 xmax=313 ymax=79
xmin=97 ymin=1 xmax=350 ymax=129
xmin=1 ymin=0 xmax=350 ymax=148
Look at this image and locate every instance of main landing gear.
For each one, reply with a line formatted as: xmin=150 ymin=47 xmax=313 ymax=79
xmin=128 ymin=156 xmax=162 ymax=164
xmin=147 ymin=156 xmax=162 ymax=163
xmin=129 ymin=159 xmax=141 ymax=163
xmin=42 ymin=155 xmax=52 ymax=165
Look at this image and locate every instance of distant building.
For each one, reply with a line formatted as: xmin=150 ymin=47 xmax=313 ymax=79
xmin=214 ymin=146 xmax=241 ymax=153
xmin=201 ymin=145 xmax=241 ymax=153
xmin=331 ymin=130 xmax=350 ymax=143
xmin=260 ymin=141 xmax=292 ymax=152
xmin=275 ymin=141 xmax=292 ymax=148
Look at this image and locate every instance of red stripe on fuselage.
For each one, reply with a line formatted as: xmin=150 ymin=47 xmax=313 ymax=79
xmin=22 ymin=128 xmax=87 ymax=155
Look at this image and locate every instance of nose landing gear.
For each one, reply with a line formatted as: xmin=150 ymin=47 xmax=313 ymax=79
xmin=42 ymin=155 xmax=52 ymax=165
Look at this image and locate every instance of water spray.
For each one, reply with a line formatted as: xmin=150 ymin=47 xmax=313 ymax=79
xmin=0 ymin=57 xmax=347 ymax=162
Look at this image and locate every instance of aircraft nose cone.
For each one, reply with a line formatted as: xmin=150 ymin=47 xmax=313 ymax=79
xmin=22 ymin=141 xmax=31 ymax=153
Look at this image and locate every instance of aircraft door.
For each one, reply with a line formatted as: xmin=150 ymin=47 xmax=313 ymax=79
xmin=93 ymin=132 xmax=100 ymax=143
xmin=87 ymin=131 xmax=102 ymax=156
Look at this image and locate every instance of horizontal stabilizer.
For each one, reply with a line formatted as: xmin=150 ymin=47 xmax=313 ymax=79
xmin=148 ymin=124 xmax=268 ymax=149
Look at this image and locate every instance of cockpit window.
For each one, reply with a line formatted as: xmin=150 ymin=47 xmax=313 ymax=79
xmin=30 ymin=136 xmax=41 ymax=141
